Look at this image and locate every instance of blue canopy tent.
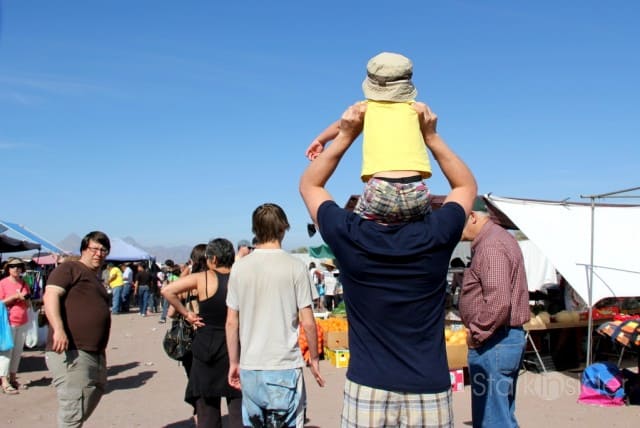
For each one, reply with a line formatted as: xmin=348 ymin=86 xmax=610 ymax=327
xmin=106 ymin=237 xmax=153 ymax=262
xmin=0 ymin=220 xmax=67 ymax=254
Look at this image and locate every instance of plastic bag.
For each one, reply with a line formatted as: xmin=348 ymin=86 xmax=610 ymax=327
xmin=0 ymin=303 xmax=14 ymax=352
xmin=24 ymin=306 xmax=39 ymax=349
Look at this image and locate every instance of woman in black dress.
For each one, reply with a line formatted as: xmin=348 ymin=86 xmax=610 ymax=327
xmin=162 ymin=238 xmax=242 ymax=428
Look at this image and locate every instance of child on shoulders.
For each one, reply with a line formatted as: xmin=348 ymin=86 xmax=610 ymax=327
xmin=306 ymin=52 xmax=432 ymax=224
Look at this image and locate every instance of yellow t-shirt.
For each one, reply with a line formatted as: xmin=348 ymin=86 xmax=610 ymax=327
xmin=109 ymin=267 xmax=124 ymax=288
xmin=361 ymin=100 xmax=432 ymax=182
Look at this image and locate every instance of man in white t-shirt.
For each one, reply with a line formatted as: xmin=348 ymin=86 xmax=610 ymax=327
xmin=226 ymin=203 xmax=325 ymax=427
xmin=120 ymin=263 xmax=134 ymax=312
xmin=308 ymin=262 xmax=324 ymax=311
xmin=321 ymin=260 xmax=338 ymax=311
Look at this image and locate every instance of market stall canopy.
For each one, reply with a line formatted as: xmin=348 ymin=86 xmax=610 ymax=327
xmin=309 ymin=244 xmax=335 ymax=260
xmin=106 ymin=237 xmax=153 ymax=262
xmin=519 ymin=239 xmax=558 ymax=292
xmin=0 ymin=220 xmax=67 ymax=254
xmin=0 ymin=233 xmax=41 ymax=253
xmin=32 ymin=253 xmax=59 ymax=265
xmin=484 ymin=194 xmax=640 ymax=305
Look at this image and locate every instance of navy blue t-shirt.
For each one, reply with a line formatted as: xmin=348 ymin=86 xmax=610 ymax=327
xmin=318 ymin=200 xmax=466 ymax=393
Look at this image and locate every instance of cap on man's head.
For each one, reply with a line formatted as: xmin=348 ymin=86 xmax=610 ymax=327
xmin=472 ymin=198 xmax=488 ymax=212
xmin=237 ymin=239 xmax=251 ymax=249
xmin=362 ymin=52 xmax=417 ymax=102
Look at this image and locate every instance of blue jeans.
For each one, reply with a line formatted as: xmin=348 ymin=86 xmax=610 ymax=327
xmin=137 ymin=285 xmax=150 ymax=315
xmin=239 ymin=368 xmax=305 ymax=428
xmin=121 ymin=283 xmax=132 ymax=312
xmin=148 ymin=292 xmax=158 ymax=312
xmin=111 ymin=286 xmax=123 ymax=314
xmin=160 ymin=297 xmax=170 ymax=321
xmin=468 ymin=326 xmax=526 ymax=428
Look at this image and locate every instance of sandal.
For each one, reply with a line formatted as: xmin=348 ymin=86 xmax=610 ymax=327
xmin=11 ymin=381 xmax=27 ymax=390
xmin=1 ymin=384 xmax=19 ymax=395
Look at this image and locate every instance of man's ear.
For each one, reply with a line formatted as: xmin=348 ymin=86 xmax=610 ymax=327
xmin=467 ymin=212 xmax=476 ymax=224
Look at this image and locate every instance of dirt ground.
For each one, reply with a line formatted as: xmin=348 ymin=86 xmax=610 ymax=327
xmin=1 ymin=311 xmax=639 ymax=427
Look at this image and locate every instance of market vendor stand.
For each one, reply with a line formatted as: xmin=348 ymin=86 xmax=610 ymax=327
xmin=597 ymin=318 xmax=640 ymax=373
xmin=523 ymin=317 xmax=612 ymax=373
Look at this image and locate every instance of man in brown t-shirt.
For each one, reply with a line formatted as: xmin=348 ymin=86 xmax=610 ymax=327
xmin=459 ymin=209 xmax=529 ymax=428
xmin=44 ymin=231 xmax=111 ymax=428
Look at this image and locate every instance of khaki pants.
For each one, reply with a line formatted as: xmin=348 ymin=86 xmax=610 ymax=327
xmin=0 ymin=323 xmax=28 ymax=376
xmin=46 ymin=350 xmax=107 ymax=428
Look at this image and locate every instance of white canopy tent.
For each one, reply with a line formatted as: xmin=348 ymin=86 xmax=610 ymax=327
xmin=485 ymin=192 xmax=640 ymax=365
xmin=485 ymin=194 xmax=640 ymax=305
xmin=518 ymin=239 xmax=558 ymax=292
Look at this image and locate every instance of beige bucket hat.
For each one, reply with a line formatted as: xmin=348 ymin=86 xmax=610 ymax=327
xmin=321 ymin=259 xmax=337 ymax=269
xmin=362 ymin=52 xmax=417 ymax=102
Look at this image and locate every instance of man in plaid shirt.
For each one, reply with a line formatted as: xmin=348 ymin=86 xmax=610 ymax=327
xmin=459 ymin=208 xmax=530 ymax=428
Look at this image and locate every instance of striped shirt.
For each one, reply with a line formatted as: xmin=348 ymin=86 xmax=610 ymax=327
xmin=459 ymin=221 xmax=530 ymax=346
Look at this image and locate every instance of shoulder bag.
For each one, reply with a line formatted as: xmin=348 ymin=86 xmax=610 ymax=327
xmin=162 ymin=299 xmax=195 ymax=361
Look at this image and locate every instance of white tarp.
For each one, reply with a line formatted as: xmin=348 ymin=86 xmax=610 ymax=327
xmin=485 ymin=195 xmax=640 ymax=305
xmin=518 ymin=239 xmax=558 ymax=292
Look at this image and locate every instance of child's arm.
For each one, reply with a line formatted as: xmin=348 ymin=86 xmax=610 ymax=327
xmin=305 ymin=120 xmax=341 ymax=160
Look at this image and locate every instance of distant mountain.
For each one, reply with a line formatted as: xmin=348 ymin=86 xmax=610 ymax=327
xmin=57 ymin=233 xmax=82 ymax=253
xmin=57 ymin=234 xmax=192 ymax=263
xmin=122 ymin=236 xmax=192 ymax=264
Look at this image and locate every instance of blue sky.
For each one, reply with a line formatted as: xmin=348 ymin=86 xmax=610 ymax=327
xmin=1 ymin=1 xmax=638 ymax=251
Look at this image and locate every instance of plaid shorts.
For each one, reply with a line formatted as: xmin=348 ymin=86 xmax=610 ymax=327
xmin=353 ymin=177 xmax=431 ymax=224
xmin=341 ymin=379 xmax=453 ymax=428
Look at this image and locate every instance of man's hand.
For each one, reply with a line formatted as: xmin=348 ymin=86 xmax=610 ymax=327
xmin=305 ymin=139 xmax=324 ymax=161
xmin=307 ymin=357 xmax=325 ymax=387
xmin=337 ymin=102 xmax=366 ymax=141
xmin=413 ymin=102 xmax=438 ymax=138
xmin=51 ymin=329 xmax=69 ymax=353
xmin=465 ymin=328 xmax=478 ymax=349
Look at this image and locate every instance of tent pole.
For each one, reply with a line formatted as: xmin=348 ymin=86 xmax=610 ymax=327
xmin=585 ymin=198 xmax=595 ymax=367
xmin=580 ymin=185 xmax=640 ymax=368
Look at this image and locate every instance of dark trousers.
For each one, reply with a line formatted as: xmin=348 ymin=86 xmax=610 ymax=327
xmin=195 ymin=396 xmax=242 ymax=428
xmin=324 ymin=295 xmax=337 ymax=312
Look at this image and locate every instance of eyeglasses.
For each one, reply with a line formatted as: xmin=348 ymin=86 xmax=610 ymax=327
xmin=86 ymin=246 xmax=109 ymax=255
xmin=8 ymin=265 xmax=24 ymax=269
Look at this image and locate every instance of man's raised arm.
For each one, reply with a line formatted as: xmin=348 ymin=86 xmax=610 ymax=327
xmin=414 ymin=102 xmax=477 ymax=216
xmin=299 ymin=103 xmax=366 ymax=225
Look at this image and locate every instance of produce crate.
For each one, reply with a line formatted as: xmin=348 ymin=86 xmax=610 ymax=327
xmin=324 ymin=331 xmax=349 ymax=349
xmin=324 ymin=346 xmax=350 ymax=368
xmin=446 ymin=343 xmax=468 ymax=369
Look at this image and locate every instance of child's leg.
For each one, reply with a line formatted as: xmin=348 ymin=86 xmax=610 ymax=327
xmin=353 ymin=177 xmax=430 ymax=223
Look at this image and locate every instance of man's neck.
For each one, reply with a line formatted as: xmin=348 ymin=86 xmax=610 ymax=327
xmin=256 ymin=240 xmax=281 ymax=250
xmin=79 ymin=258 xmax=98 ymax=271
